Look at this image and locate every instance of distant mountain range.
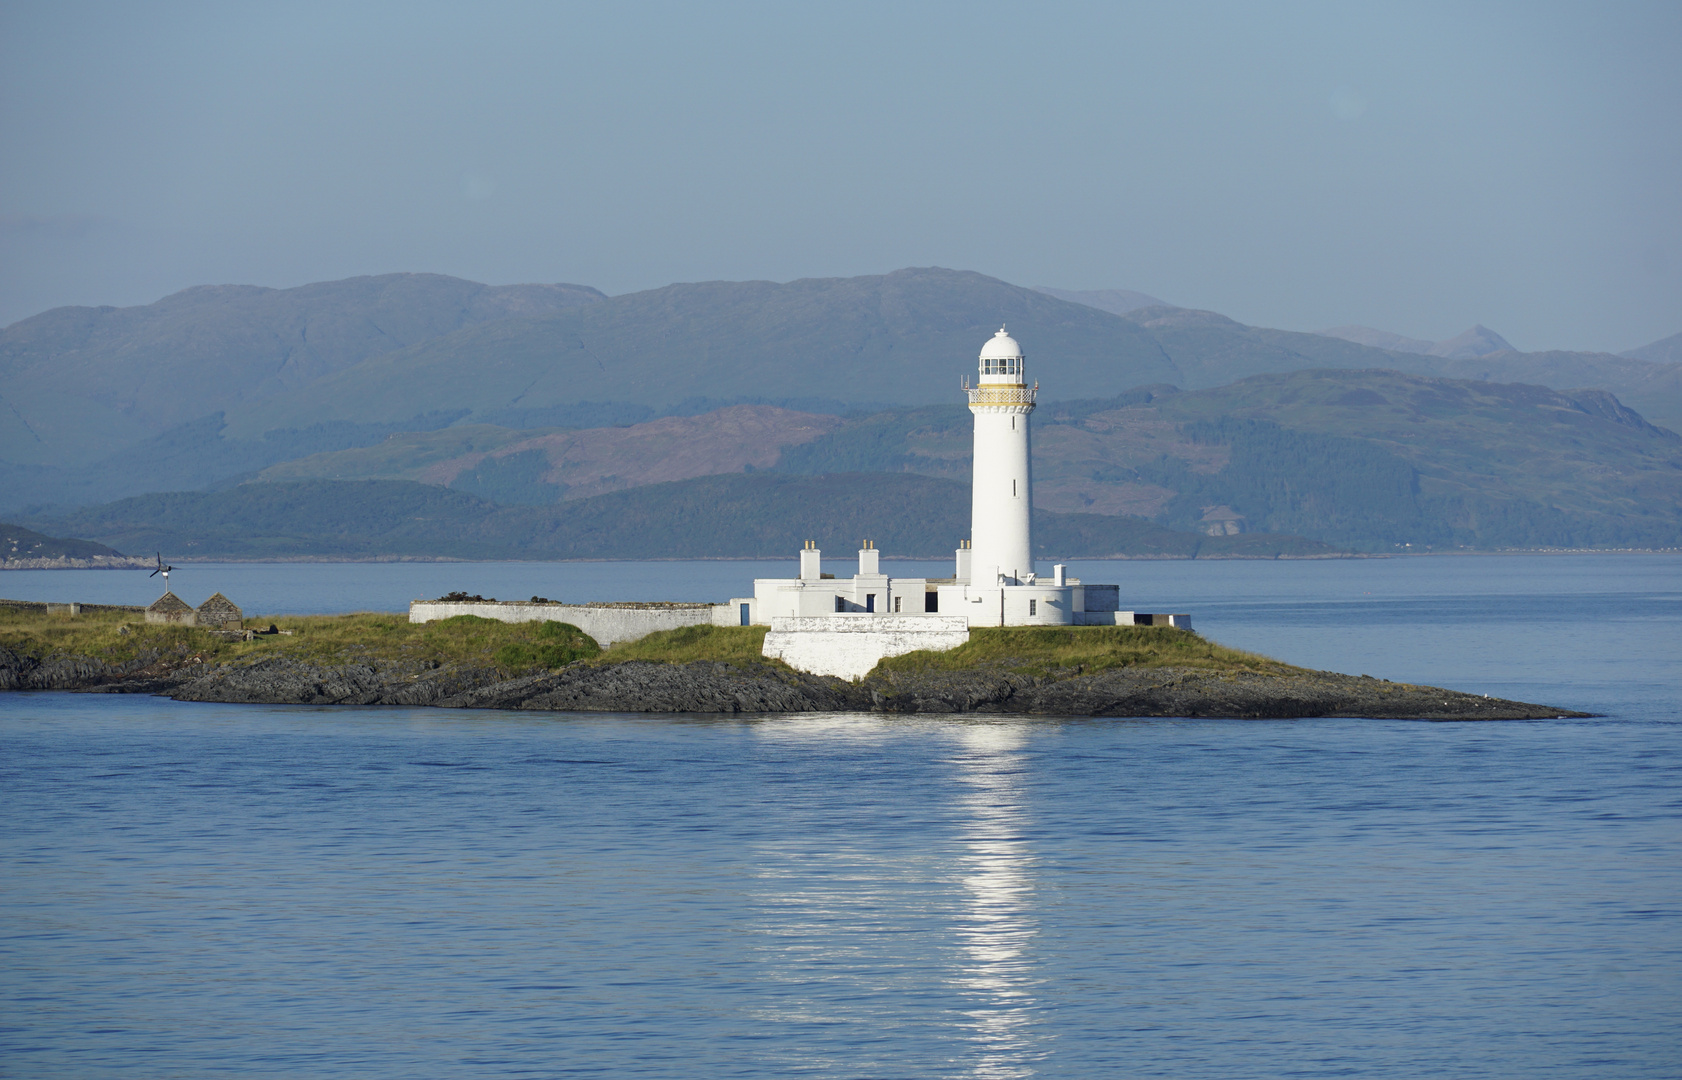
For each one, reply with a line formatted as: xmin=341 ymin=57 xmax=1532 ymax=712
xmin=0 ymin=274 xmax=605 ymax=468
xmin=29 ymin=476 xmax=1335 ymax=561
xmin=1316 ymin=323 xmax=1515 ymax=359
xmin=1032 ymin=287 xmax=1172 ymax=316
xmin=6 ymin=268 xmax=1679 ymax=470
xmin=25 ymin=369 xmax=1681 ymax=553
xmin=3 ymin=267 xmax=1679 ymax=554
xmin=2 ymin=522 xmax=127 ymax=563
xmin=1623 ymin=330 xmax=1682 ymax=364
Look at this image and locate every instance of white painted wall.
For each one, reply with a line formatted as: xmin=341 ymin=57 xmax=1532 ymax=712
xmin=763 ymin=615 xmax=971 ymax=680
xmin=1083 ymin=584 xmax=1120 ymax=611
xmin=408 ymin=601 xmax=721 ymax=646
xmin=754 ymin=579 xmax=849 ymax=619
xmin=1075 ymin=611 xmax=1194 ymax=629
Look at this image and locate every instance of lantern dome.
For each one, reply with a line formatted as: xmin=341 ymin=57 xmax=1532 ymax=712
xmin=979 ymin=327 xmax=1022 ymax=361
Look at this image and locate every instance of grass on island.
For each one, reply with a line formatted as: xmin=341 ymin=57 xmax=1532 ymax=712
xmin=1 ymin=606 xmax=1295 ymax=681
xmin=602 ymin=624 xmax=1299 ymax=680
xmin=0 ymin=607 xmax=598 ymax=676
xmin=871 ymin=625 xmax=1302 ymax=679
xmin=591 ymin=624 xmax=773 ymax=667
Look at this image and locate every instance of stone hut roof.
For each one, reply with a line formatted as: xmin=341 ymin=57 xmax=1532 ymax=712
xmin=195 ymin=592 xmax=243 ymax=627
xmin=147 ymin=591 xmax=193 ymax=614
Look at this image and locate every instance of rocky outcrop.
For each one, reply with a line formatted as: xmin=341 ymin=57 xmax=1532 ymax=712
xmin=0 ymin=645 xmax=1587 ymax=719
xmin=862 ymin=666 xmax=1570 ymax=720
xmin=1 ymin=645 xmax=139 ymax=690
xmin=442 ymin=661 xmax=866 ymax=713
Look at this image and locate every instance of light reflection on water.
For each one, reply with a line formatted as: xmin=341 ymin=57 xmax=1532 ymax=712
xmin=953 ymin=724 xmax=1042 ymax=1079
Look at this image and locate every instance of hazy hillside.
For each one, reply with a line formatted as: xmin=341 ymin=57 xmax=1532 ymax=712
xmin=257 ymin=405 xmax=845 ymax=503
xmin=769 ymin=372 xmax=1682 ymax=549
xmin=6 ymin=265 xmax=1681 ymax=519
xmin=1137 ymin=371 xmax=1682 ymax=547
xmin=1317 ymin=325 xmax=1435 ymax=353
xmin=0 ymin=273 xmax=604 ymax=466
xmin=1032 ymin=287 xmax=1172 ymax=316
xmin=224 ymin=268 xmax=1182 ymax=436
xmin=30 ymin=477 xmax=1332 ymax=561
xmin=0 ymin=410 xmax=472 ymax=513
xmin=1415 ymin=351 xmax=1682 ymax=431
xmin=2 ymin=523 xmax=129 ymax=561
xmin=1624 ymin=331 xmax=1682 ymax=364
xmin=218 ymin=369 xmax=1682 ymax=551
xmin=1317 ymin=323 xmax=1515 ymax=358
xmin=1117 ymin=306 xmax=1682 ymax=431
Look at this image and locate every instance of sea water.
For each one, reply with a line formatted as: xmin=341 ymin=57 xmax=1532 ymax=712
xmin=1 ymin=554 xmax=1678 ymax=1077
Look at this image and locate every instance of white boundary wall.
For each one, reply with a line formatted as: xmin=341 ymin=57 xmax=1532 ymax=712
xmin=763 ymin=615 xmax=971 ymax=680
xmin=1076 ymin=612 xmax=1193 ymax=628
xmin=408 ymin=600 xmax=729 ymax=646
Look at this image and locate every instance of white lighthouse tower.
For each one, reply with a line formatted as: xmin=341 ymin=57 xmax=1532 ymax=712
xmin=749 ymin=323 xmax=1177 ymax=676
xmin=967 ymin=327 xmax=1037 ymax=586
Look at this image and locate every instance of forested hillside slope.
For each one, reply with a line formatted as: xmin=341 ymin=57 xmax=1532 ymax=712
xmin=30 ymin=477 xmax=1333 ymax=561
xmin=0 ymin=273 xmax=603 ymax=468
xmin=96 ymin=369 xmax=1682 ymax=552
xmin=4 ymin=267 xmax=1678 ymax=555
xmin=768 ymin=371 xmax=1682 ymax=550
xmin=6 ymin=267 xmax=1678 ymax=480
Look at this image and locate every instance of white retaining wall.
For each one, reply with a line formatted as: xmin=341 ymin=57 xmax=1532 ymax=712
xmin=762 ymin=615 xmax=972 ymax=680
xmin=408 ymin=600 xmax=725 ymax=646
xmin=1076 ymin=611 xmax=1194 ymax=629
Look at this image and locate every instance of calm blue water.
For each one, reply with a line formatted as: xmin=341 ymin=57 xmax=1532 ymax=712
xmin=2 ymin=554 xmax=1679 ymax=1077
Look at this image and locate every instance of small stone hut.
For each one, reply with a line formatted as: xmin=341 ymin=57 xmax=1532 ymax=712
xmin=145 ymin=591 xmax=196 ymax=626
xmin=195 ymin=592 xmax=243 ymax=629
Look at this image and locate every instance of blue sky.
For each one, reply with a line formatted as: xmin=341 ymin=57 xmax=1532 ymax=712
xmin=2 ymin=0 xmax=1677 ymax=351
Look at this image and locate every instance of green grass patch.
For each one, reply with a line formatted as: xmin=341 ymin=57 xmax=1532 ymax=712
xmin=871 ymin=625 xmax=1299 ymax=678
xmin=0 ymin=607 xmax=602 ymax=674
xmin=0 ymin=605 xmax=222 ymax=667
xmin=594 ymin=624 xmax=777 ymax=667
xmin=2 ymin=608 xmax=1295 ymax=683
xmin=490 ymin=619 xmax=599 ymax=669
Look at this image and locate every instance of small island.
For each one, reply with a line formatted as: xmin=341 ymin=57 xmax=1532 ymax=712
xmin=0 ymin=605 xmax=1586 ymax=720
xmin=0 ymin=329 xmax=1592 ymax=721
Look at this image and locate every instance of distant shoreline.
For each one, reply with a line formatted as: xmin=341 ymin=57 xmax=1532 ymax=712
xmin=0 ymin=557 xmax=153 ymax=570
xmin=7 ymin=548 xmax=1681 ymax=568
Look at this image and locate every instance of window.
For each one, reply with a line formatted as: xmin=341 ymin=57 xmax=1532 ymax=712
xmin=893 ymin=595 xmax=902 ymax=612
xmin=1029 ymin=599 xmax=1037 ymax=616
xmin=835 ymin=596 xmax=845 ymax=612
xmin=865 ymin=594 xmax=875 ymax=613
xmin=925 ymin=591 xmax=939 ymax=612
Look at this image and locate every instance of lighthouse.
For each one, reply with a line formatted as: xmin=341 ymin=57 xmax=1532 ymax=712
xmin=967 ymin=327 xmax=1037 ymax=586
xmin=748 ymin=323 xmax=1171 ymax=676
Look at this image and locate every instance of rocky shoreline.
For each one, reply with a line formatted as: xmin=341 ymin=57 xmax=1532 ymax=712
xmin=0 ymin=646 xmax=1587 ymax=719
